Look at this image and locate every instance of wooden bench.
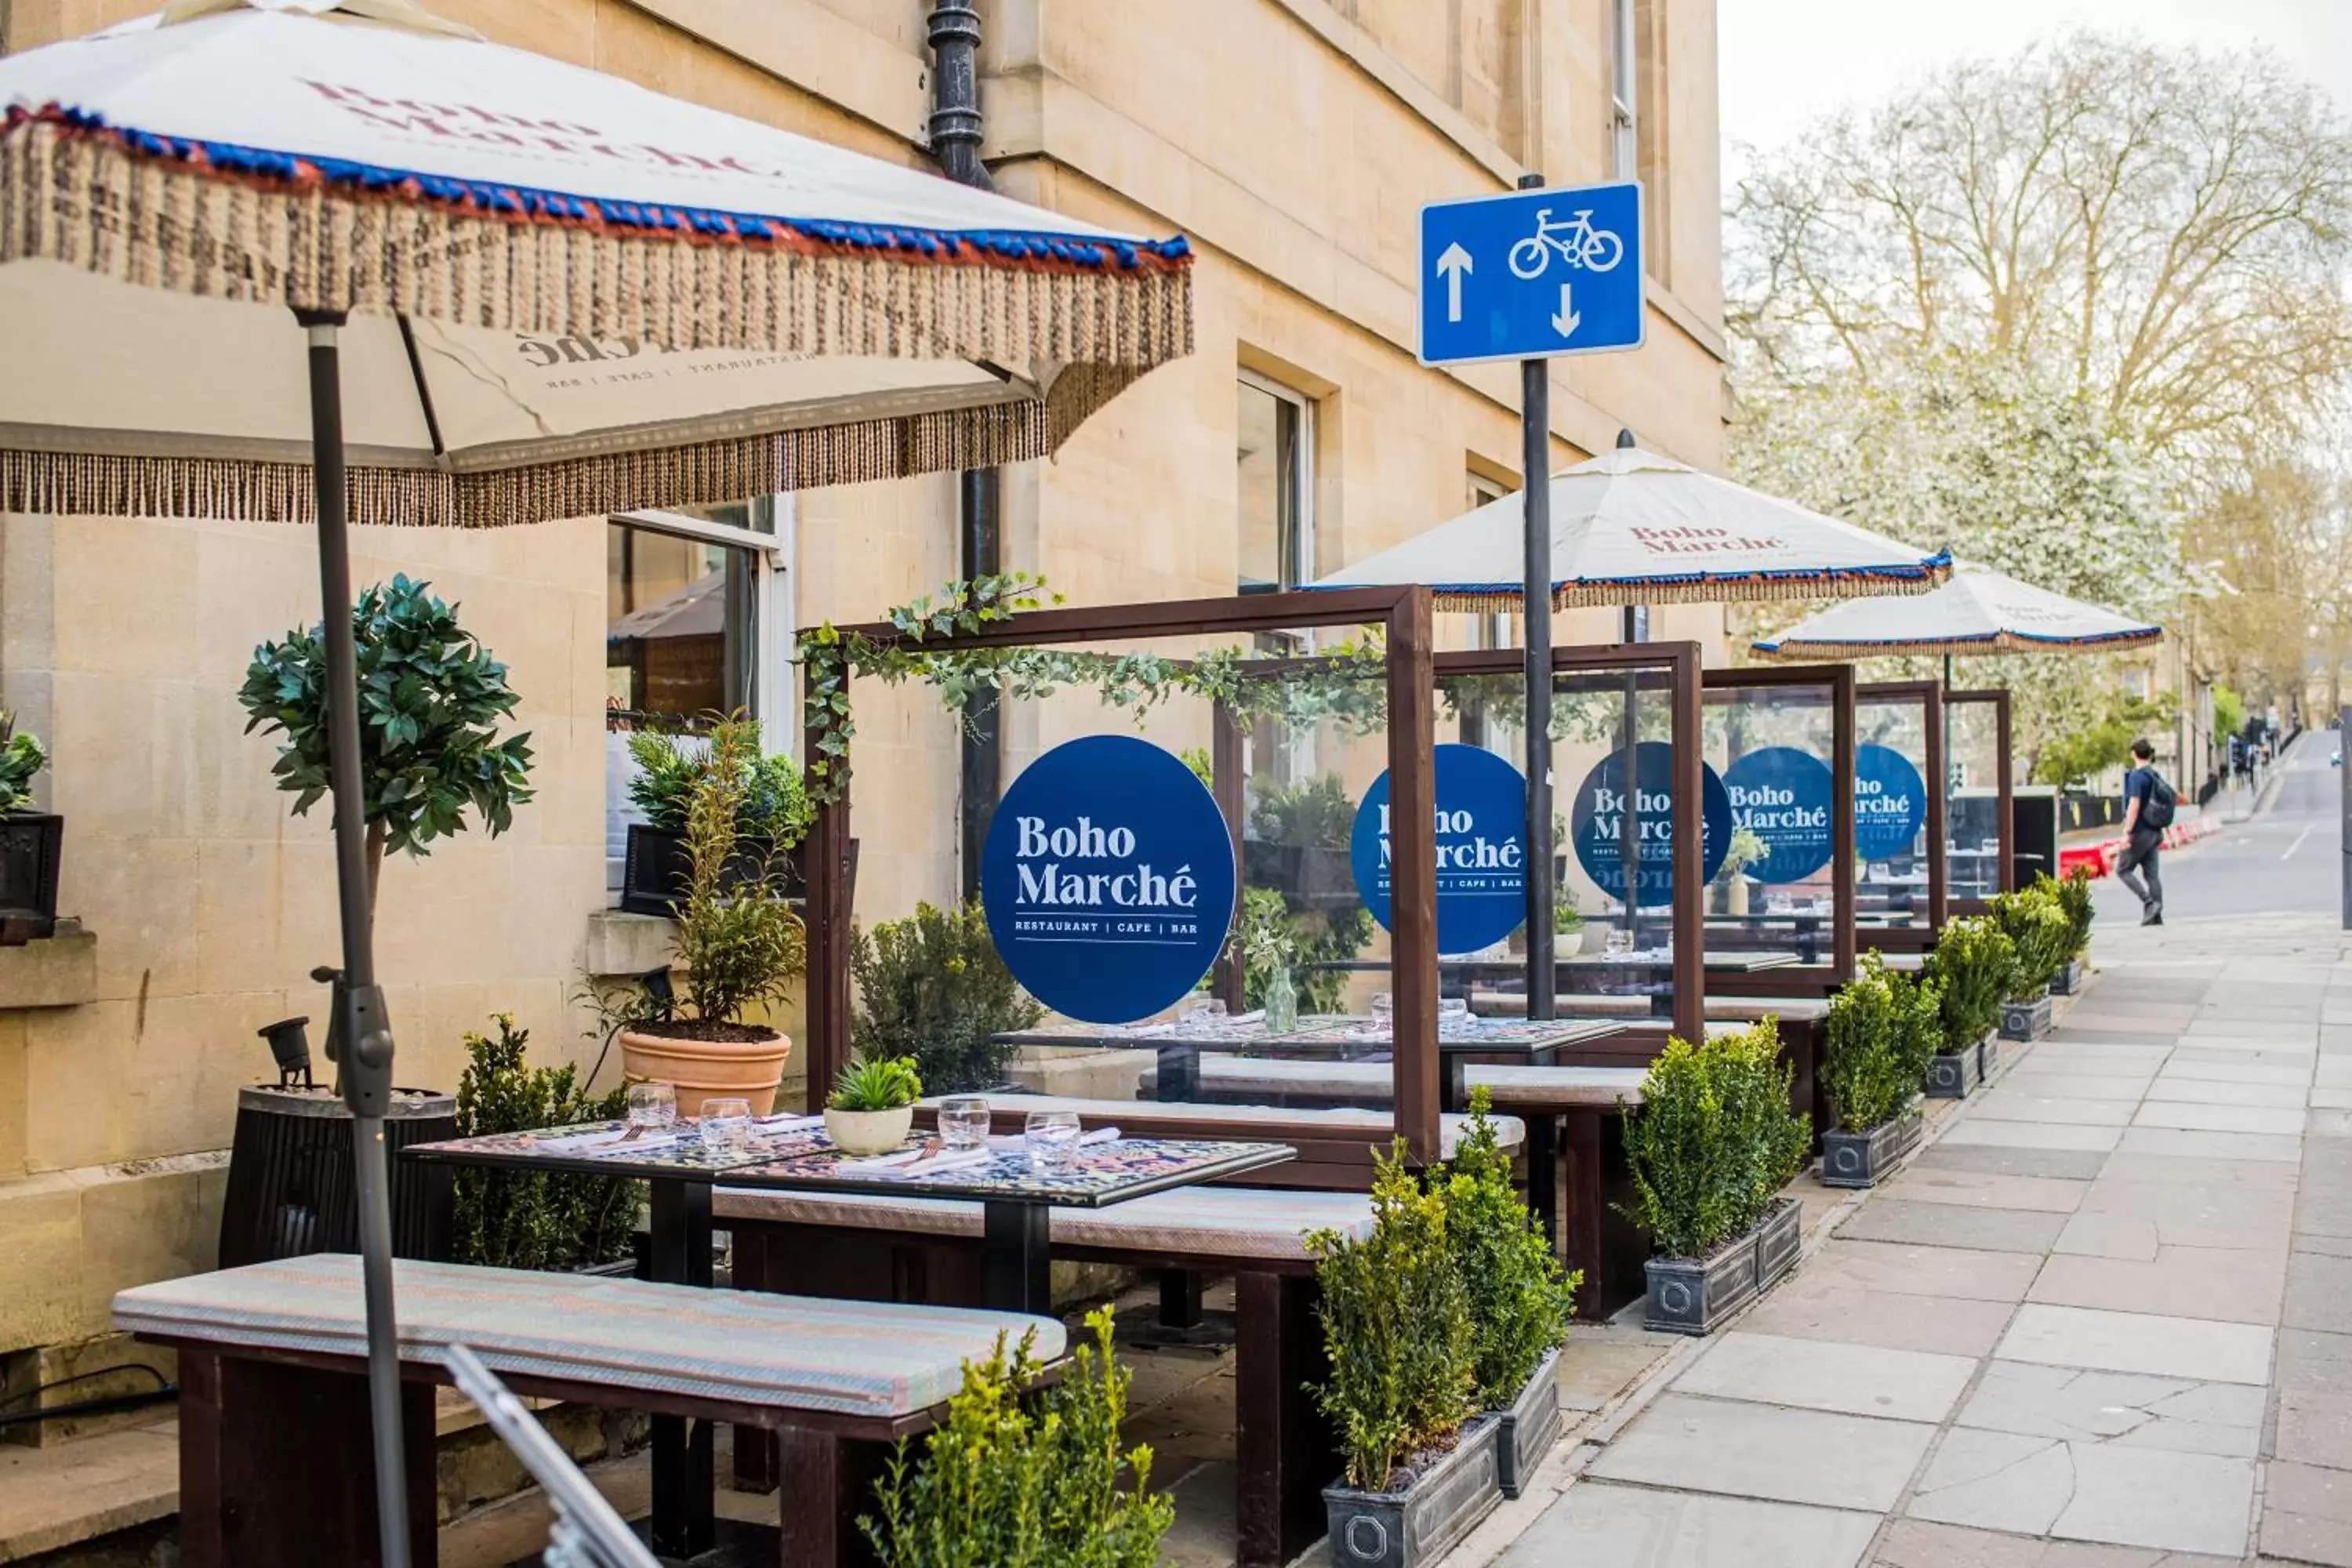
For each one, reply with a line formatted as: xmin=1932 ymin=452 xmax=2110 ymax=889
xmin=718 ymin=1183 xmax=1370 ymax=1568
xmin=114 ymin=1254 xmax=1065 ymax=1568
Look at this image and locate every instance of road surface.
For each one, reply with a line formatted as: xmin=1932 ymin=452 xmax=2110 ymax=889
xmin=2091 ymin=733 xmax=2339 ymax=927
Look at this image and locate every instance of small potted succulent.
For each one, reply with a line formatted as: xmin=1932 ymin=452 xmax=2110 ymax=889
xmin=0 ymin=710 xmax=60 ymax=942
xmin=1622 ymin=1019 xmax=1811 ymax=1335
xmin=1443 ymin=1091 xmax=1577 ymax=1498
xmin=824 ymin=1054 xmax=923 ymax=1156
xmin=1820 ymin=956 xmax=1940 ymax=1188
xmin=1312 ymin=1145 xmax=1494 ymax=1566
xmin=1922 ymin=915 xmax=2015 ymax=1093
xmin=614 ymin=717 xmax=803 ymax=1116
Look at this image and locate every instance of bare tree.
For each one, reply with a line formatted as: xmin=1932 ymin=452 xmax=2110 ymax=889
xmin=1732 ymin=33 xmax=2352 ymax=474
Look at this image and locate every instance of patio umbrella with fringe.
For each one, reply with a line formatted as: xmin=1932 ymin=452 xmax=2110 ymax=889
xmin=0 ymin=3 xmax=1193 ymax=1561
xmin=1750 ymin=561 xmax=2162 ymax=666
xmin=1308 ymin=432 xmax=1951 ymax=1018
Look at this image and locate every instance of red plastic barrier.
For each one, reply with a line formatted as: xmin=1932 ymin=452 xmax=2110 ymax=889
xmin=2058 ymin=818 xmax=2218 ymax=879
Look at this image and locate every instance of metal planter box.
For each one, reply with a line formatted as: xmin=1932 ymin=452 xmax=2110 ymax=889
xmin=1644 ymin=1228 xmax=1759 ymax=1336
xmin=1755 ymin=1196 xmax=1803 ymax=1290
xmin=2050 ymin=958 xmax=2086 ymax=996
xmin=1491 ymin=1347 xmax=1562 ymax=1499
xmin=619 ymin=823 xmax=803 ymax=916
xmin=1323 ymin=1415 xmax=1500 ymax=1568
xmin=1978 ymin=1031 xmax=1999 ymax=1080
xmin=0 ymin=811 xmax=62 ymax=943
xmin=2002 ymin=994 xmax=2055 ymax=1041
xmin=1820 ymin=1108 xmax=1923 ymax=1189
xmin=1926 ymin=1045 xmax=1983 ymax=1098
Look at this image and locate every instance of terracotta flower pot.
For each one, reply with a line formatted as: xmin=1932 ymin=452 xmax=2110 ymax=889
xmin=619 ymin=1027 xmax=792 ymax=1117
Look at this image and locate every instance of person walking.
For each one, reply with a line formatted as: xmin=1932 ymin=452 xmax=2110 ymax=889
xmin=2117 ymin=737 xmax=2174 ymax=925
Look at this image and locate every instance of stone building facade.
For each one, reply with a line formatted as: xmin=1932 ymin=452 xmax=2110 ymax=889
xmin=0 ymin=0 xmax=1726 ymax=1369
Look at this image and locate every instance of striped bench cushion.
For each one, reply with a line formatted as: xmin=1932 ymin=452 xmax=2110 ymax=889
xmin=1470 ymin=1065 xmax=1648 ymax=1109
xmin=1179 ymin=1058 xmax=1649 ymax=1111
xmin=1704 ymin=996 xmax=1831 ymax=1022
xmin=113 ymin=1254 xmax=1062 ymax=1418
xmin=919 ymin=1095 xmax=1523 ymax=1158
xmin=715 ymin=1184 xmax=1377 ymax=1262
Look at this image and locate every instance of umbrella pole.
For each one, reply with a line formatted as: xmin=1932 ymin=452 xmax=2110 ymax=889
xmin=301 ymin=312 xmax=412 ymax=1568
xmin=1520 ymin=337 xmax=1556 ymax=1022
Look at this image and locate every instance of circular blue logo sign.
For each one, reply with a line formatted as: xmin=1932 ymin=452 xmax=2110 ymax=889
xmin=1855 ymin=742 xmax=1928 ymax=861
xmin=1570 ymin=742 xmax=1730 ymax=902
xmin=981 ymin=736 xmax=1236 ymax=1024
xmin=1722 ymin=746 xmax=1835 ymax=884
xmin=1349 ymin=743 xmax=1529 ymax=953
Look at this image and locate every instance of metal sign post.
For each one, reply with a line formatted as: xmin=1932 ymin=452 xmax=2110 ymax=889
xmin=1421 ymin=177 xmax=1646 ymax=1019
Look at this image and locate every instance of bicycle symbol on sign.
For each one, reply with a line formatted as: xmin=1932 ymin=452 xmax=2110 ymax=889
xmin=1508 ymin=208 xmax=1625 ymax=279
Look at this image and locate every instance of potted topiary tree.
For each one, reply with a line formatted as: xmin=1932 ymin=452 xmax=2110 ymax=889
xmin=618 ymin=726 xmax=813 ymax=916
xmin=1442 ymin=1091 xmax=1578 ymax=1498
xmin=0 ymin=710 xmax=61 ymax=942
xmin=616 ymin=716 xmax=804 ymax=1116
xmin=1820 ymin=956 xmax=1940 ymax=1188
xmin=1312 ymin=1144 xmax=1492 ymax=1566
xmin=823 ymin=1054 xmax=922 ymax=1156
xmin=1922 ymin=915 xmax=2016 ymax=1091
xmin=1622 ymin=1020 xmax=1811 ymax=1335
xmin=239 ymin=573 xmax=533 ymax=923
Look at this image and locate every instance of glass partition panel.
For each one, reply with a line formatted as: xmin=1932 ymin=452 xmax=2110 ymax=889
xmin=1855 ymin=689 xmax=1937 ymax=930
xmin=1434 ymin=662 xmax=1694 ymax=1027
xmin=1702 ymin=677 xmax=1841 ymax=975
xmin=1945 ymin=693 xmax=2010 ymax=906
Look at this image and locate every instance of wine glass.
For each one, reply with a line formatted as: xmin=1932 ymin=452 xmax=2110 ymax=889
xmin=938 ymin=1098 xmax=992 ymax=1151
xmin=1024 ymin=1109 xmax=1082 ymax=1172
xmin=1605 ymin=927 xmax=1634 ymax=960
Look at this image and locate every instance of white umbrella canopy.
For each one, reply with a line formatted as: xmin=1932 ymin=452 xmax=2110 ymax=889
xmin=1310 ymin=445 xmax=1951 ymax=608
xmin=1751 ymin=562 xmax=2162 ymax=659
xmin=0 ymin=0 xmax=1195 ymax=524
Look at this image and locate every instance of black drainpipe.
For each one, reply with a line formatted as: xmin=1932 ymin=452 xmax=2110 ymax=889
xmin=930 ymin=0 xmax=1001 ymax=902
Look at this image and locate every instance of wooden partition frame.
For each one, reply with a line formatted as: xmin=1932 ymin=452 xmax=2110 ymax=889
xmin=1945 ymin=688 xmax=2016 ymax=911
xmin=1698 ymin=662 xmax=1858 ymax=992
xmin=1855 ymin=680 xmax=1948 ymax=949
xmin=800 ymin=586 xmax=1447 ymax=1161
xmin=1425 ymin=641 xmax=1708 ymax=1047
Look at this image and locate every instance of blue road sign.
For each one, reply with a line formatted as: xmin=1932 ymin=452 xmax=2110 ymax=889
xmin=1419 ymin=181 xmax=1646 ymax=365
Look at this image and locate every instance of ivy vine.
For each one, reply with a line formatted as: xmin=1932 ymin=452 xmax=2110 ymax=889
xmin=796 ymin=574 xmax=1392 ymax=806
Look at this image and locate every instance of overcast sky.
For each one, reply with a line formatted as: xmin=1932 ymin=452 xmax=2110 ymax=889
xmin=1717 ymin=0 xmax=2352 ymax=169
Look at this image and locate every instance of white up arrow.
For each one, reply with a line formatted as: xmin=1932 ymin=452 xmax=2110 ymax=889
xmin=1436 ymin=241 xmax=1472 ymax=323
xmin=1552 ymin=282 xmax=1581 ymax=339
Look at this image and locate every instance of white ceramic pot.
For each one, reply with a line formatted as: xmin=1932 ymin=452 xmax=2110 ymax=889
xmin=823 ymin=1105 xmax=915 ymax=1157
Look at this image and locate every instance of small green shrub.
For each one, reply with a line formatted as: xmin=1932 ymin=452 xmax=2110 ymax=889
xmin=2053 ymin=867 xmax=2095 ymax=958
xmin=626 ymin=726 xmax=813 ymax=847
xmin=671 ymin=717 xmax=805 ymax=1026
xmin=851 ymin=898 xmax=1042 ymax=1093
xmin=1826 ymin=957 xmax=1945 ymax=1131
xmin=829 ymin=1055 xmax=923 ymax=1112
xmin=1991 ymin=885 xmax=2072 ymax=1000
xmin=1621 ymin=1020 xmax=1807 ymax=1258
xmin=1924 ymin=916 xmax=2017 ymax=1051
xmin=0 ymin=711 xmax=47 ymax=815
xmin=1249 ymin=771 xmax=1357 ymax=849
xmin=1308 ymin=1143 xmax=1479 ymax=1491
xmin=1443 ymin=1091 xmax=1578 ymax=1403
xmin=862 ymin=1308 xmax=1173 ymax=1568
xmin=452 ymin=1015 xmax=637 ymax=1271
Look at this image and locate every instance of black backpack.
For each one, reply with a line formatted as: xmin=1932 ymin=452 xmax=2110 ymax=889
xmin=2140 ymin=771 xmax=2176 ymax=831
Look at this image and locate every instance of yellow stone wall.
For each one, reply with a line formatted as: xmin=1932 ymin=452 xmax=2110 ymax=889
xmin=0 ymin=0 xmax=1726 ymax=1353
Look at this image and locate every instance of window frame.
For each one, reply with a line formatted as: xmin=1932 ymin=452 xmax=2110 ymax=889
xmin=608 ymin=496 xmax=799 ymax=757
xmin=1610 ymin=0 xmax=1638 ymax=182
xmin=1237 ymin=368 xmax=1317 ymax=594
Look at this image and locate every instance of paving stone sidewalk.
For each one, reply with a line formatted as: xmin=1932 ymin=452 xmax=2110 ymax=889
xmin=1445 ymin=912 xmax=2352 ymax=1567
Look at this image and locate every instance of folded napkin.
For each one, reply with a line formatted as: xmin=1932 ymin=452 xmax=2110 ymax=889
xmin=984 ymin=1127 xmax=1121 ymax=1154
xmin=533 ymin=1126 xmax=682 ymax=1156
xmin=837 ymin=1146 xmax=993 ymax=1179
xmin=753 ymin=1114 xmax=826 ymax=1134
